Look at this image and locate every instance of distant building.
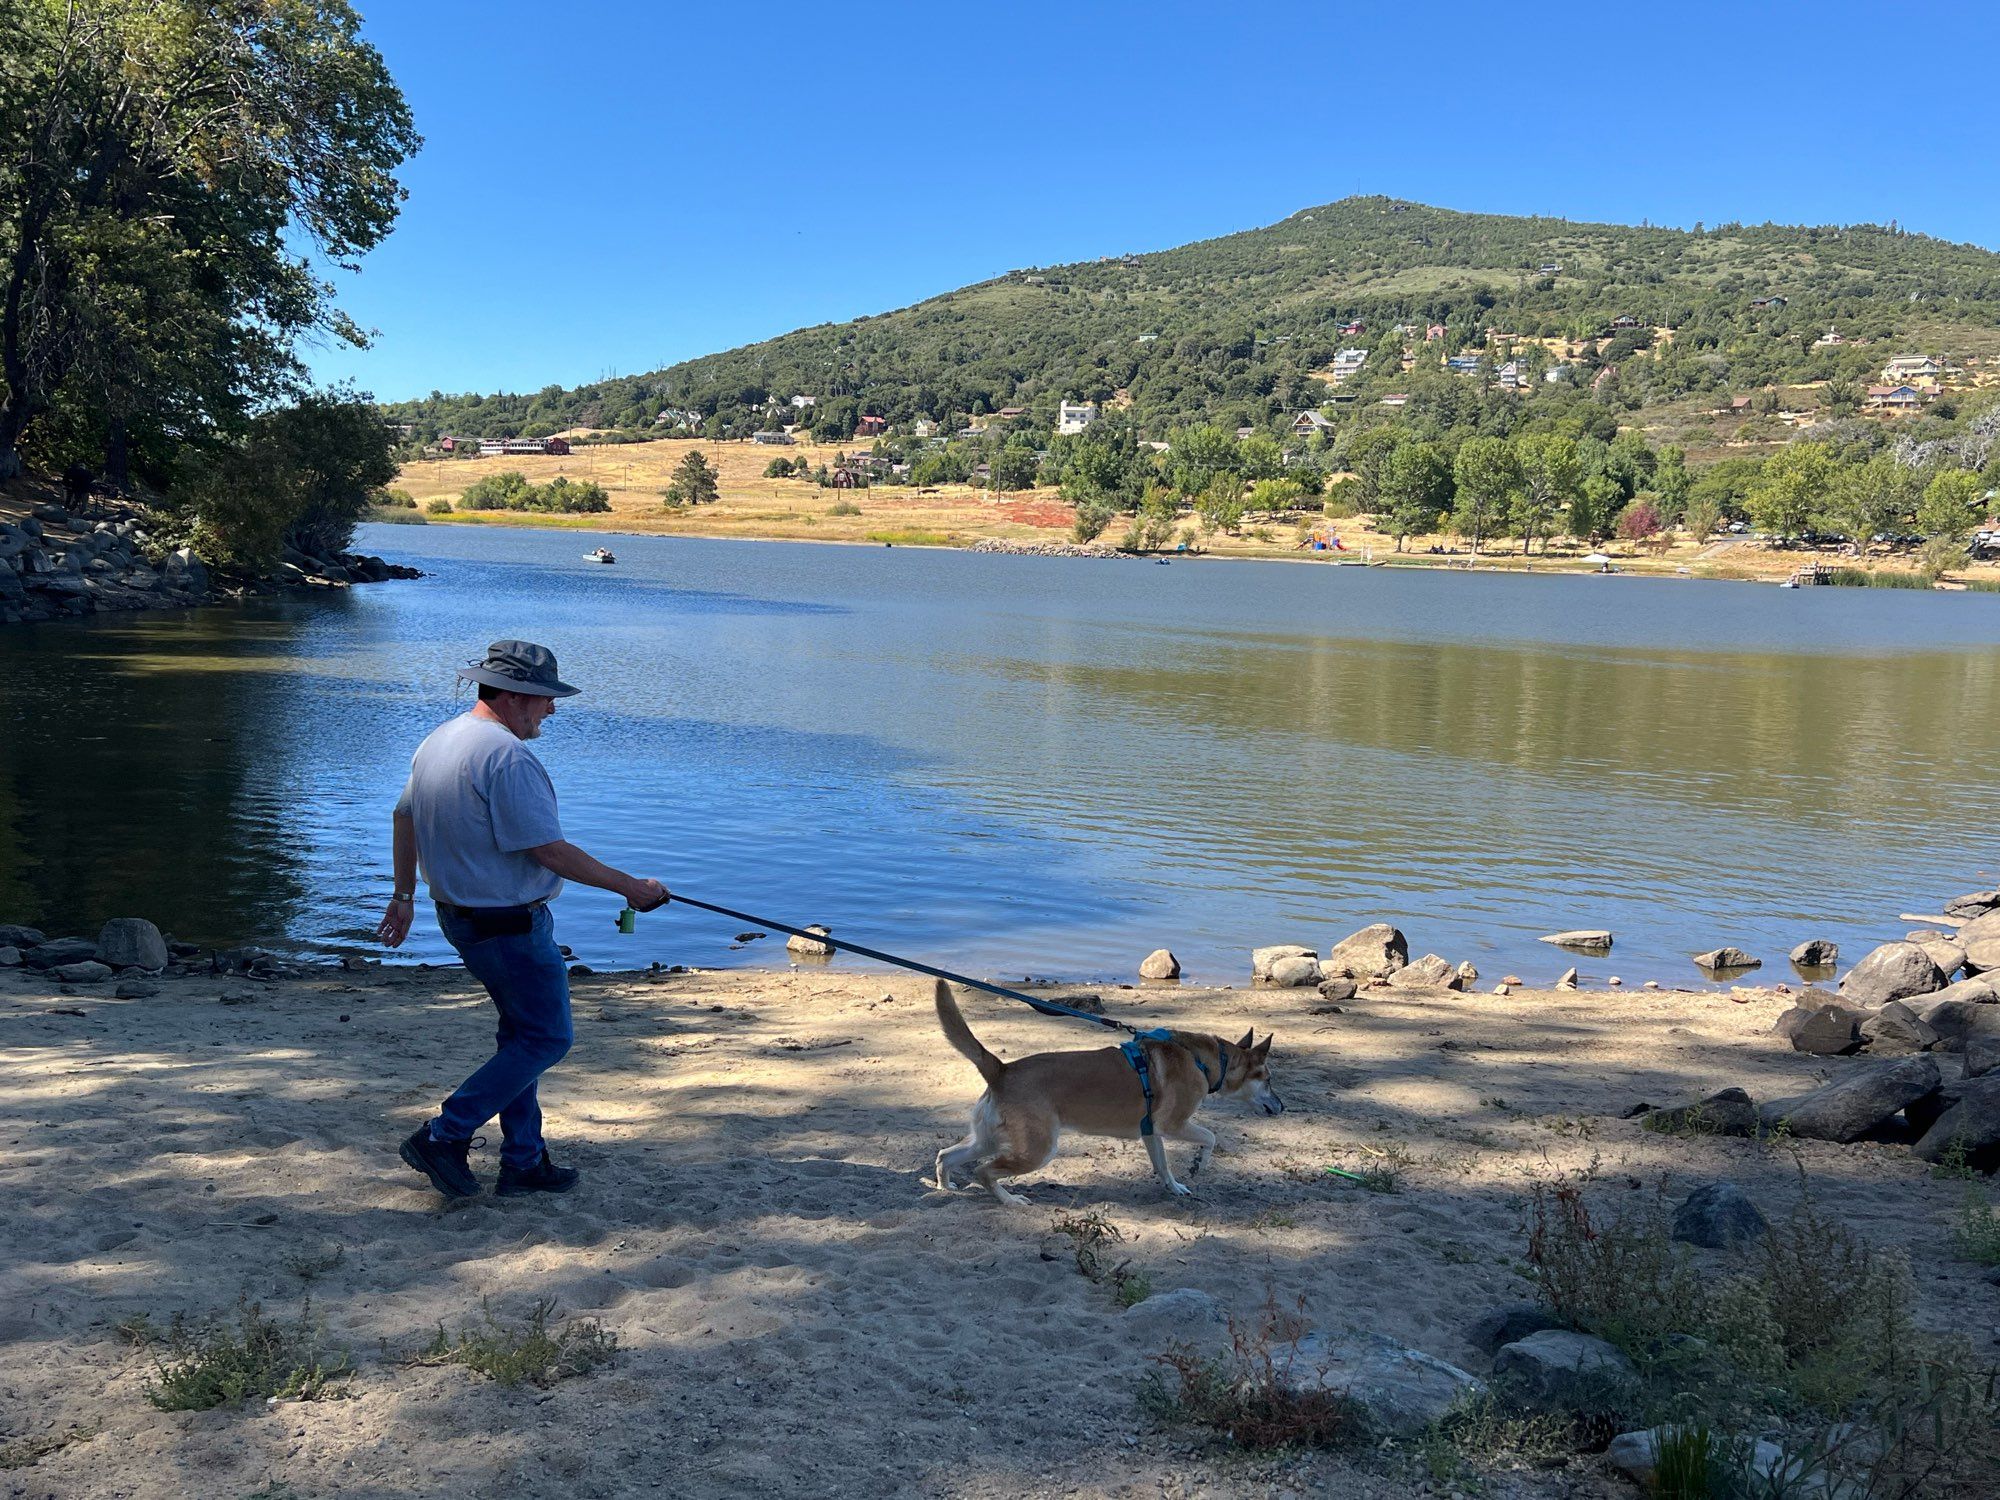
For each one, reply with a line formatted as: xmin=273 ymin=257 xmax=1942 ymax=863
xmin=1339 ymin=320 xmax=1365 ymax=335
xmin=856 ymin=414 xmax=887 ymax=437
xmin=1727 ymin=395 xmax=1754 ymax=413
xmin=1445 ymin=354 xmax=1482 ymax=374
xmin=1537 ymin=261 xmax=1561 ymax=276
xmin=1328 ymin=347 xmax=1368 ymax=384
xmin=1057 ymin=400 xmax=1098 ymax=436
xmin=655 ymin=407 xmax=702 ymax=427
xmin=1813 ymin=326 xmax=1845 ymax=347
xmin=752 ymin=430 xmax=794 ymax=445
xmin=1378 ymin=394 xmax=1410 ymax=408
xmin=789 ymin=395 xmax=816 ymax=408
xmin=995 ymin=406 xmax=1028 ymax=421
xmin=1608 ymin=314 xmax=1641 ymax=331
xmin=1291 ymin=410 xmax=1336 ymax=437
xmin=1749 ymin=295 xmax=1788 ymax=309
xmin=478 ymin=436 xmax=570 ymax=458
xmin=1867 ymin=384 xmax=1928 ymax=410
xmin=1544 ymin=365 xmax=1572 ymax=383
xmin=1235 ymin=425 xmax=1256 ymax=440
xmin=1425 ymin=323 xmax=1447 ymax=341
xmin=911 ymin=417 xmax=937 ymax=438
xmin=1882 ymin=355 xmax=1942 ymax=382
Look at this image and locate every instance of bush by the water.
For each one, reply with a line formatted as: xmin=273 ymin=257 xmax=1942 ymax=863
xmin=458 ymin=471 xmax=610 ymax=514
xmin=425 ymin=498 xmax=453 ymax=515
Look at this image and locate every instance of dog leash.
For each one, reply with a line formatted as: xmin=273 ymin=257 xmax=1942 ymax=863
xmin=633 ymin=892 xmax=1149 ymax=1037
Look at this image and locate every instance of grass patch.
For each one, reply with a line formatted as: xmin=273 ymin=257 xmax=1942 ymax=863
xmin=1520 ymin=1166 xmax=2000 ymax=1493
xmin=1951 ymin=1183 xmax=2000 ymax=1267
xmin=1139 ymin=1295 xmax=1364 ymax=1451
xmin=1827 ymin=567 xmax=1930 ymax=589
xmin=0 ymin=1425 xmax=98 ymax=1471
xmin=414 ymin=1299 xmax=616 ymax=1389
xmin=827 ymin=500 xmax=861 ymax=516
xmin=865 ymin=528 xmax=953 ymax=546
xmin=363 ymin=505 xmax=427 ymax=525
xmin=1413 ymin=1393 xmax=1572 ymax=1487
xmin=1050 ymin=1209 xmax=1151 ymax=1305
xmin=146 ymin=1300 xmax=352 ymax=1411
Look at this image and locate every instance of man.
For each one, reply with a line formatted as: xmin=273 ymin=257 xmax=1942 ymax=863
xmin=379 ymin=640 xmax=668 ymax=1200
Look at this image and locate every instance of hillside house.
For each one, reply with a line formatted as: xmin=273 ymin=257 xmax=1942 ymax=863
xmin=1291 ymin=410 xmax=1336 ymax=437
xmin=1867 ymin=384 xmax=1928 ymax=410
xmin=478 ymin=436 xmax=571 ymax=458
xmin=856 ymin=414 xmax=888 ymax=437
xmin=1329 ymin=347 xmax=1368 ymax=383
xmin=1339 ymin=320 xmax=1365 ymax=335
xmin=995 ymin=406 xmax=1028 ymax=421
xmin=1378 ymin=393 xmax=1410 ymax=408
xmin=790 ymin=395 xmax=816 ymax=409
xmin=1545 ymin=365 xmax=1572 ymax=383
xmin=1057 ymin=400 xmax=1098 ymax=435
xmin=752 ymin=430 xmax=794 ymax=445
xmin=1496 ymin=361 xmax=1523 ymax=389
xmin=1814 ymin=326 xmax=1845 ymax=347
xmin=438 ymin=436 xmax=462 ymax=452
xmin=1882 ymin=355 xmax=1941 ymax=382
xmin=1537 ymin=261 xmax=1561 ymax=275
xmin=1592 ymin=365 xmax=1618 ymax=391
xmin=1726 ymin=395 xmax=1754 ymax=414
xmin=654 ymin=408 xmax=701 ymax=428
xmin=1749 ymin=295 xmax=1788 ymax=310
xmin=1235 ymin=425 xmax=1256 ymax=440
xmin=1445 ymin=354 xmax=1481 ymax=375
xmin=911 ymin=418 xmax=937 ymax=438
xmin=1608 ymin=314 xmax=1641 ymax=331
xmin=1425 ymin=324 xmax=1447 ymax=341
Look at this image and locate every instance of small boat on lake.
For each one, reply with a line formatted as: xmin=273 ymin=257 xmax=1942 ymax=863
xmin=584 ymin=547 xmax=616 ymax=564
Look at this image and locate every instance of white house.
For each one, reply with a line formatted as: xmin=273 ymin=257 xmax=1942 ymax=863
xmin=1882 ymin=355 xmax=1941 ymax=382
xmin=1057 ymin=400 xmax=1098 ymax=436
xmin=1291 ymin=410 xmax=1336 ymax=437
xmin=1328 ymin=347 xmax=1368 ymax=384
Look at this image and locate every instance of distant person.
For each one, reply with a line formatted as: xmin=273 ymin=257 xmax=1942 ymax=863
xmin=378 ymin=640 xmax=669 ymax=1200
xmin=62 ymin=462 xmax=94 ymax=514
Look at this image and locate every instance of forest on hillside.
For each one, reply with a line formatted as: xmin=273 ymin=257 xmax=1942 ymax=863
xmin=381 ymin=197 xmax=2000 ymax=446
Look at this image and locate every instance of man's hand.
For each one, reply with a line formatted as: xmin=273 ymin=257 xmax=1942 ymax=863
xmin=377 ymin=896 xmax=414 ymax=948
xmin=625 ymin=877 xmax=670 ymax=913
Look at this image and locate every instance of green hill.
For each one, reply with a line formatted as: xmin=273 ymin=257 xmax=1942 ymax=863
xmin=384 ymin=197 xmax=2000 ymax=442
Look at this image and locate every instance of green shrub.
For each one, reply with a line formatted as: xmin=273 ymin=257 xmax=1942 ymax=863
xmin=425 ymin=498 xmax=453 ymax=515
xmin=1139 ymin=1295 xmax=1364 ymax=1451
xmin=827 ymin=499 xmax=861 ymax=516
xmin=415 ymin=1299 xmax=615 ymax=1389
xmin=146 ymin=1300 xmax=351 ymax=1411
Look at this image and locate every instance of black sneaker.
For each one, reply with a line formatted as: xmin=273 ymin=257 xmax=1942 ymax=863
xmin=496 ymin=1150 xmax=580 ymax=1197
xmin=399 ymin=1124 xmax=481 ymax=1199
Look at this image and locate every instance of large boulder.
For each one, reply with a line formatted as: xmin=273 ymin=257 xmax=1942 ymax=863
xmin=1966 ymin=1035 xmax=2000 ymax=1080
xmin=1272 ymin=1331 xmax=1485 ymax=1438
xmin=1493 ymin=1330 xmax=1639 ymax=1415
xmin=1906 ymin=932 xmax=1967 ymax=978
xmin=1965 ymin=933 xmax=2000 ymax=976
xmin=1325 ymin=924 xmax=1407 ymax=982
xmin=0 ymin=946 xmax=19 ymax=967
xmin=1467 ymin=1302 xmax=1568 ymax=1356
xmin=1757 ymin=1054 xmax=1940 ymax=1142
xmin=1137 ymin=948 xmax=1180 ymax=981
xmin=1774 ymin=1002 xmax=1869 ymax=1056
xmin=1251 ymin=944 xmax=1315 ymax=980
xmin=1693 ymin=946 xmax=1760 ymax=972
xmin=1859 ymin=1000 xmax=1939 ymax=1055
xmin=1386 ymin=953 xmax=1454 ymax=989
xmin=1789 ymin=938 xmax=1839 ymax=968
xmin=1943 ymin=889 xmax=2000 ymax=922
xmin=95 ymin=917 xmax=168 ymax=971
xmin=1911 ymin=1075 xmax=2000 ymax=1164
xmin=0 ymin=924 xmax=45 ymax=948
xmin=52 ymin=960 xmax=113 ymax=983
xmin=1672 ymin=1183 xmax=1769 ymax=1250
xmin=1918 ymin=998 xmax=2000 ymax=1053
xmin=1316 ymin=975 xmax=1357 ymax=1003
xmin=1266 ymin=954 xmax=1322 ymax=989
xmin=1644 ymin=1087 xmax=1759 ymax=1138
xmin=785 ymin=924 xmax=833 ymax=956
xmin=1924 ymin=975 xmax=1999 ymax=1008
xmin=1118 ymin=1287 xmax=1224 ymax=1346
xmin=1541 ymin=929 xmax=1613 ymax=952
xmin=1841 ymin=942 xmax=1948 ymax=1006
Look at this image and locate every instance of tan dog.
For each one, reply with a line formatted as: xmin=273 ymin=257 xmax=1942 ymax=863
xmin=931 ymin=981 xmax=1282 ymax=1204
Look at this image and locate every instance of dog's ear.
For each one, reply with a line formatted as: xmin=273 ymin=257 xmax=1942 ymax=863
xmin=1237 ymin=1028 xmax=1255 ymax=1050
xmin=1253 ymin=1033 xmax=1273 ymax=1058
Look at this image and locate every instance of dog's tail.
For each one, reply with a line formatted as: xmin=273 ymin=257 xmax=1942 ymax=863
xmin=934 ymin=980 xmax=1004 ymax=1088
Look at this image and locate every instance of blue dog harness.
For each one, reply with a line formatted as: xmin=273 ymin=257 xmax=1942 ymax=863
xmin=1121 ymin=1030 xmax=1230 ymax=1137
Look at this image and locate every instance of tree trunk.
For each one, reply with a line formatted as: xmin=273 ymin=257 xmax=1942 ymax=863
xmin=104 ymin=417 xmax=130 ymax=493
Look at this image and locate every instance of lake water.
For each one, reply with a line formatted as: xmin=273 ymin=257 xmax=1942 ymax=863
xmin=3 ymin=524 xmax=1998 ymax=986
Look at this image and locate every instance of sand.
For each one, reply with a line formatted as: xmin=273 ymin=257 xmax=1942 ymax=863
xmin=2 ymin=955 xmax=1993 ymax=1498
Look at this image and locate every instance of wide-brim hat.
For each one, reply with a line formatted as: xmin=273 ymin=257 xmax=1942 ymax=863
xmin=457 ymin=639 xmax=581 ymax=697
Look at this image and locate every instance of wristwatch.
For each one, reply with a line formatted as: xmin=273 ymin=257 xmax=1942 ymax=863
xmin=391 ymin=892 xmax=414 ymax=904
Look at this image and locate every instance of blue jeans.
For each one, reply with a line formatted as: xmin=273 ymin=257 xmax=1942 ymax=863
xmin=434 ymin=903 xmax=572 ymax=1169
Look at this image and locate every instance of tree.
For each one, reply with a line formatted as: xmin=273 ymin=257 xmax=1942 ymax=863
xmin=1512 ymin=433 xmax=1582 ymax=554
xmin=1681 ymin=494 xmax=1725 ymax=543
xmin=1615 ymin=499 xmax=1662 ymax=543
xmin=1747 ymin=443 xmax=1835 ymax=542
xmin=1237 ymin=434 xmax=1284 ymax=481
xmin=1379 ymin=440 xmax=1452 ymax=551
xmin=763 ymin=456 xmax=795 ymax=478
xmin=1167 ymin=423 xmax=1239 ymax=497
xmin=1570 ymin=474 xmax=1621 ymax=541
xmin=1343 ymin=427 xmax=1404 ymax=508
xmin=1195 ymin=472 xmax=1246 ymax=533
xmin=1451 ymin=437 xmax=1522 ymax=555
xmin=990 ymin=445 xmax=1039 ymax=491
xmin=1916 ymin=469 xmax=1985 ymax=542
xmin=1653 ymin=445 xmax=1691 ymax=519
xmin=1070 ymin=498 xmax=1116 ymax=544
xmin=664 ymin=451 xmax=719 ymax=507
xmin=1829 ymin=454 xmax=1920 ymax=547
xmin=0 ymin=1 xmax=419 ymax=477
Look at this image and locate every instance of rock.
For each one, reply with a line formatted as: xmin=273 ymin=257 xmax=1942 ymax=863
xmin=1924 ymin=975 xmax=1999 ymax=1008
xmin=1251 ymin=944 xmax=1315 ymax=979
xmin=1138 ymin=948 xmax=1180 ymax=981
xmin=1840 ymin=942 xmax=1948 ymax=1006
xmin=1325 ymin=924 xmax=1407 ymax=982
xmin=1541 ymin=929 xmax=1613 ymax=951
xmin=1452 ymin=960 xmax=1478 ymax=990
xmin=1644 ymin=1087 xmax=1759 ymax=1138
xmin=1859 ymin=1000 xmax=1939 ymax=1055
xmin=1672 ymin=1183 xmax=1769 ymax=1249
xmin=23 ymin=937 xmax=97 ymax=969
xmin=32 ymin=502 xmax=68 ymax=525
xmin=1693 ymin=947 xmax=1760 ymax=972
xmin=785 ymin=924 xmax=833 ymax=957
xmin=0 ymin=945 xmax=18 ymax=967
xmin=115 ymin=979 xmax=161 ymax=999
xmin=1911 ymin=1075 xmax=2000 ymax=1164
xmin=1944 ymin=889 xmax=2000 ymax=922
xmin=1758 ymin=1054 xmax=1940 ymax=1142
xmin=1272 ymin=1331 xmax=1485 ymax=1438
xmin=1965 ymin=935 xmax=2000 ymax=975
xmin=1790 ymin=938 xmax=1839 ymax=968
xmin=1492 ymin=983 xmax=1511 ymax=995
xmin=1493 ymin=1330 xmax=1639 ymax=1415
xmin=1643 ymin=980 xmax=1662 ymax=989
xmin=1467 ymin=1302 xmax=1567 ymax=1356
xmin=0 ymin=924 xmax=45 ymax=948
xmin=1605 ymin=1427 xmax=1787 ymax=1488
xmin=1387 ymin=954 xmax=1454 ymax=989
xmin=1119 ymin=1287 xmax=1224 ymax=1345
xmin=52 ymin=960 xmax=113 ymax=983
xmin=1921 ymin=998 xmax=2000 ymax=1053
xmin=1607 ymin=975 xmax=1623 ymax=986
xmin=1315 ymin=975 xmax=1357 ymax=1002
xmin=1266 ymin=954 xmax=1322 ymax=988
xmin=1774 ymin=1002 xmax=1869 ymax=1056
xmin=95 ymin=917 xmax=168 ymax=971
xmin=1555 ymin=966 xmax=1579 ymax=991
xmin=1501 ymin=975 xmax=1524 ymax=987
xmin=1907 ymin=936 xmax=1967 ymax=979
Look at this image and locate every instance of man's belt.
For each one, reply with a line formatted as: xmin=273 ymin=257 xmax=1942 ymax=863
xmin=434 ymin=899 xmax=546 ymax=940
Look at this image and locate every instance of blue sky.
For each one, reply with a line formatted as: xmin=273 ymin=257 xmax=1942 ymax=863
xmin=314 ymin=1 xmax=2000 ymax=403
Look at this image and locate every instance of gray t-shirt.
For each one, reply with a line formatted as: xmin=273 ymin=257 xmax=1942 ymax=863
xmin=396 ymin=713 xmax=564 ymax=908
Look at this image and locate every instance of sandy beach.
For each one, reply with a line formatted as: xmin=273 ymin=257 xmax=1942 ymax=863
xmin=3 ymin=955 xmax=1994 ymax=1499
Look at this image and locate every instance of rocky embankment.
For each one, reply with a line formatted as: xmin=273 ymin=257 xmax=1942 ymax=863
xmin=0 ymin=500 xmax=419 ymax=625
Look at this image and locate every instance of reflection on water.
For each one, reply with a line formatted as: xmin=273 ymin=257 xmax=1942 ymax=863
xmin=2 ymin=524 xmax=1997 ymax=985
